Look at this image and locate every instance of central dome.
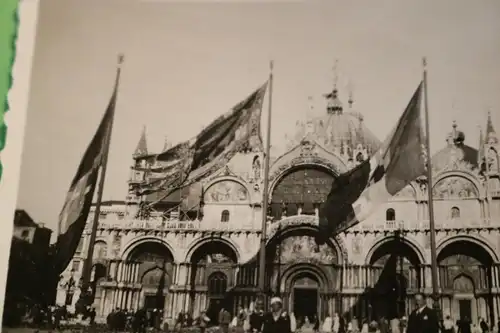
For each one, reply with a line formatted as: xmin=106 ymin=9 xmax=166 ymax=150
xmin=286 ymin=88 xmax=381 ymax=160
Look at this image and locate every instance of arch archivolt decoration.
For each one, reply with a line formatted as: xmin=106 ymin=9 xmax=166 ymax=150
xmin=120 ymin=236 xmax=177 ymax=262
xmin=277 ymin=263 xmax=332 ymax=294
xmin=436 ymin=234 xmax=499 ymax=263
xmin=431 ymin=170 xmax=484 ymax=199
xmin=184 ymin=235 xmax=241 ymax=263
xmin=364 ymin=234 xmax=426 ymax=265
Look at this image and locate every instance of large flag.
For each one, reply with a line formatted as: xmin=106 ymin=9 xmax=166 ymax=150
xmin=318 ymin=82 xmax=425 ymax=240
xmin=142 ymin=82 xmax=268 ymax=200
xmin=52 ymin=70 xmax=119 ymax=274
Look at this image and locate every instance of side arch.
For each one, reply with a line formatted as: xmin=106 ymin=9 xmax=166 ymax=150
xmin=120 ymin=236 xmax=177 ymax=262
xmin=365 ymin=235 xmax=426 ymax=265
xmin=432 ymin=171 xmax=484 ymax=198
xmin=437 ymin=234 xmax=499 ymax=263
xmin=203 ymin=176 xmax=252 ymax=204
xmin=184 ymin=236 xmax=241 ymax=263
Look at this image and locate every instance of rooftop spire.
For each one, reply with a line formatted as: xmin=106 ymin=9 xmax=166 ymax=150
xmin=347 ymin=80 xmax=354 ymax=108
xmin=162 ymin=136 xmax=171 ymax=152
xmin=134 ymin=126 xmax=148 ymax=157
xmin=478 ymin=125 xmax=485 ymax=165
xmin=486 ymin=110 xmax=498 ymax=144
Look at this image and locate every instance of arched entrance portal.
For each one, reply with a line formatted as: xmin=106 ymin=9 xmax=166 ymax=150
xmin=128 ymin=242 xmax=174 ymax=312
xmin=368 ymin=236 xmax=422 ymax=319
xmin=291 ymin=272 xmax=320 ymax=323
xmin=437 ymin=239 xmax=494 ymax=324
xmin=189 ymin=240 xmax=238 ymax=322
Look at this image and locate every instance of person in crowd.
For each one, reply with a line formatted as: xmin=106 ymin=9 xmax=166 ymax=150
xmin=390 ymin=317 xmax=401 ymax=333
xmin=442 ymin=315 xmax=455 ymax=333
xmin=407 ymin=293 xmax=439 ymax=333
xmin=249 ymin=299 xmax=265 ymax=333
xmin=351 ymin=316 xmax=360 ymax=333
xmin=479 ymin=317 xmax=488 ymax=333
xmin=313 ymin=313 xmax=320 ymax=332
xmin=262 ymin=297 xmax=291 ymax=333
xmin=400 ymin=316 xmax=408 ymax=333
xmin=219 ymin=307 xmax=232 ymax=333
xmin=176 ymin=309 xmax=186 ymax=329
xmin=290 ymin=312 xmax=297 ymax=332
xmin=360 ymin=320 xmax=369 ymax=333
xmin=323 ymin=313 xmax=333 ymax=333
xmin=457 ymin=316 xmax=472 ymax=333
xmin=186 ymin=311 xmax=194 ymax=327
xmin=198 ymin=310 xmax=210 ymax=333
xmin=378 ymin=317 xmax=389 ymax=333
xmin=332 ymin=312 xmax=345 ymax=333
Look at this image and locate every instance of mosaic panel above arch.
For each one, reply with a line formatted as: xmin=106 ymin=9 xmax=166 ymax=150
xmin=275 ymin=234 xmax=338 ymax=264
xmin=432 ymin=176 xmax=479 ymax=199
xmin=204 ymin=180 xmax=249 ymax=204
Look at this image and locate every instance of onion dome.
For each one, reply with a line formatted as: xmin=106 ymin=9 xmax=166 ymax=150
xmin=431 ymin=121 xmax=478 ymax=171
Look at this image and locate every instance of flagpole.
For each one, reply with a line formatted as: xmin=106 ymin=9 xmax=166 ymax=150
xmin=81 ymin=55 xmax=124 ymax=289
xmin=258 ymin=61 xmax=274 ymax=300
xmin=422 ymin=57 xmax=440 ymax=314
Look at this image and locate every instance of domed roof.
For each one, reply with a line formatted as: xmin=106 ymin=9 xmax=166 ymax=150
xmin=431 ymin=121 xmax=478 ymax=172
xmin=285 ymin=88 xmax=381 ymax=158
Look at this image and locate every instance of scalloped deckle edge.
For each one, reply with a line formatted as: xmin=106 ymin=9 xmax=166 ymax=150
xmin=0 ymin=0 xmax=20 ymax=180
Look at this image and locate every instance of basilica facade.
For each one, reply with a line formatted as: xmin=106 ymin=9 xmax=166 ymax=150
xmin=56 ymin=85 xmax=500 ymax=326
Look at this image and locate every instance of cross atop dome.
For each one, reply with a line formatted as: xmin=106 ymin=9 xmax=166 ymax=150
xmin=325 ymin=60 xmax=343 ymax=115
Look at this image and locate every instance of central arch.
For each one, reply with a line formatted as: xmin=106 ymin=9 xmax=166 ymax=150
xmin=269 ymin=164 xmax=336 ymax=219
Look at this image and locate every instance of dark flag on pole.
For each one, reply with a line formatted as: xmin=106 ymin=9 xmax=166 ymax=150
xmin=143 ymin=82 xmax=268 ymax=201
xmin=52 ymin=67 xmax=119 ymax=275
xmin=318 ymin=82 xmax=425 ymax=241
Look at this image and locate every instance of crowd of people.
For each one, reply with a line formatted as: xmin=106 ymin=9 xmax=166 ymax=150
xmin=6 ymin=293 xmax=500 ymax=333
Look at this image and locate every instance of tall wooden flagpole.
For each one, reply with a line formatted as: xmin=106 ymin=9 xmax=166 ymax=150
xmin=423 ymin=57 xmax=440 ymax=313
xmin=81 ymin=55 xmax=123 ymax=289
xmin=258 ymin=61 xmax=274 ymax=299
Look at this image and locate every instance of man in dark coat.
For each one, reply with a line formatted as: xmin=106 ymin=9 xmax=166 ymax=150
xmin=262 ymin=297 xmax=291 ymax=333
xmin=249 ymin=299 xmax=265 ymax=332
xmin=407 ymin=293 xmax=439 ymax=333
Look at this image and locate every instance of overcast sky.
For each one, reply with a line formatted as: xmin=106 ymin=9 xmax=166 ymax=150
xmin=16 ymin=0 xmax=500 ymax=233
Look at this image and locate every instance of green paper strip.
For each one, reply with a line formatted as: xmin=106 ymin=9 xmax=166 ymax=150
xmin=0 ymin=0 xmax=20 ymax=180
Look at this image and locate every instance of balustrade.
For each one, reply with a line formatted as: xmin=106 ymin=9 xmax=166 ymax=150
xmin=86 ymin=214 xmax=499 ymax=232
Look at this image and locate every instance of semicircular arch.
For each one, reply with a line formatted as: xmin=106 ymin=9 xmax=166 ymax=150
xmin=203 ymin=177 xmax=252 ymax=204
xmin=432 ymin=171 xmax=484 ymax=199
xmin=184 ymin=236 xmax=241 ymax=263
xmin=437 ymin=235 xmax=499 ymax=263
xmin=268 ymin=160 xmax=340 ymax=202
xmin=365 ymin=235 xmax=426 ymax=266
xmin=121 ymin=236 xmax=177 ymax=262
xmin=279 ymin=263 xmax=331 ymax=294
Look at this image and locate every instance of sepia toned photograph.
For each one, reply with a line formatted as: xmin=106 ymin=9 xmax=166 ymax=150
xmin=3 ymin=1 xmax=500 ymax=332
